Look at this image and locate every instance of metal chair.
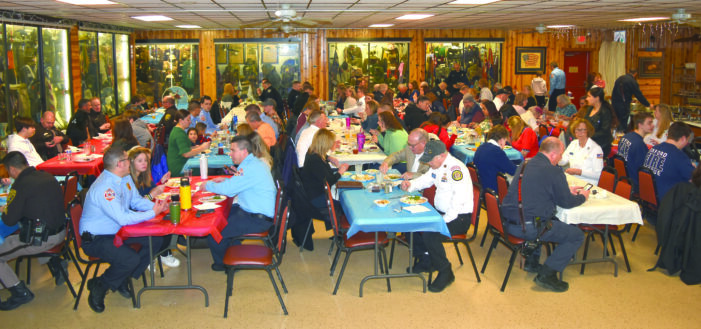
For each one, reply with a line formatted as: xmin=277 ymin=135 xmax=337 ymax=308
xmin=597 ymin=166 xmax=618 ymax=193
xmin=61 ymin=171 xmax=80 ymax=209
xmin=612 ymin=154 xmax=628 ymax=179
xmin=632 ymin=167 xmax=658 ymax=242
xmin=480 ymin=172 xmax=509 ymax=247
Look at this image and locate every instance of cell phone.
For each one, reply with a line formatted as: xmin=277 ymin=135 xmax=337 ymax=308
xmin=583 ymin=183 xmax=594 ymax=191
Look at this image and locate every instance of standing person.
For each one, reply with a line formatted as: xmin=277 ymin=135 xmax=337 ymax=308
xmin=79 ymin=145 xmax=169 ymax=313
xmin=30 ymin=111 xmax=67 ymax=161
xmin=379 ymin=128 xmax=430 ymax=179
xmin=7 ymin=117 xmax=43 ymax=167
xmin=204 ymin=136 xmax=276 ymax=271
xmin=0 ymin=152 xmax=66 ymax=311
xmin=369 ymin=112 xmax=409 ymax=156
xmin=158 ymin=96 xmax=179 ymax=139
xmin=508 ymin=115 xmax=539 ymax=159
xmin=584 ymin=86 xmax=616 ymax=158
xmin=611 ymin=69 xmax=650 ymax=132
xmin=473 ymin=125 xmax=517 ymax=192
xmin=166 ymin=109 xmax=211 ymax=177
xmin=558 ymin=118 xmax=605 ymax=185
xmin=642 ymin=122 xmax=695 ymax=203
xmin=403 ymin=96 xmax=432 ymax=132
xmin=89 ymin=98 xmax=111 ymax=134
xmin=257 ymin=78 xmax=284 ymax=118
xmin=548 ymin=62 xmax=566 ymax=114
xmin=531 ymin=72 xmax=547 ymax=108
xmin=66 ymin=99 xmax=95 ymax=145
xmin=400 ymin=140 xmax=473 ymax=292
xmin=617 ymin=112 xmax=654 ymax=189
xmin=446 ymin=63 xmax=467 ymax=95
xmin=292 ymin=83 xmax=314 ymax=117
xmin=501 ymin=137 xmax=588 ymax=292
xmin=287 ymin=81 xmax=302 ymax=111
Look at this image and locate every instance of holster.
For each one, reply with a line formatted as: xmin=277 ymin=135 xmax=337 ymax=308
xmin=18 ymin=218 xmax=49 ymax=246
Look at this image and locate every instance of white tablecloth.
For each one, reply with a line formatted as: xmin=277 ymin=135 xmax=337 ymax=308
xmin=220 ymin=104 xmax=249 ymax=128
xmin=328 ymin=119 xmax=387 ymax=166
xmin=555 ymin=175 xmax=643 ymax=226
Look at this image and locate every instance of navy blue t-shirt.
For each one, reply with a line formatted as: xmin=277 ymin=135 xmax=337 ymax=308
xmin=617 ymin=131 xmax=648 ymax=186
xmin=473 ymin=141 xmax=517 ymax=192
xmin=642 ymin=142 xmax=693 ymax=200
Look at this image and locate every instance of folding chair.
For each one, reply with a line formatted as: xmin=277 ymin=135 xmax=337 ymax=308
xmin=597 ymin=166 xmax=617 ymax=193
xmin=612 ymin=154 xmax=627 ymax=179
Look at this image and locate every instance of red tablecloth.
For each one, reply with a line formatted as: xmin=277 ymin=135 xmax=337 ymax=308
xmin=81 ymin=138 xmax=112 ymax=154
xmin=37 ymin=155 xmax=104 ymax=176
xmin=114 ymin=176 xmax=232 ymax=247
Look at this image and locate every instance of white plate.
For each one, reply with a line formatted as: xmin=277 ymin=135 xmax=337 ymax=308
xmin=374 ymin=199 xmax=390 ymax=207
xmin=72 ymin=156 xmax=95 ymax=162
xmin=199 ymin=195 xmax=227 ymax=203
xmin=400 ymin=195 xmax=428 ymax=205
xmin=351 ymin=174 xmax=374 ymax=182
xmin=365 ymin=169 xmax=379 ymax=174
xmin=165 ymin=179 xmax=180 ymax=188
xmin=384 ymin=173 xmax=401 ymax=180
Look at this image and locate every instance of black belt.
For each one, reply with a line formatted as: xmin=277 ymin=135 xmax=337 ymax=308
xmin=47 ymin=226 xmax=65 ymax=236
xmin=251 ymin=213 xmax=273 ymax=222
xmin=81 ymin=232 xmax=97 ymax=243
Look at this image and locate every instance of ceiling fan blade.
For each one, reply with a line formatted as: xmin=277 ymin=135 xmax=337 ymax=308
xmin=292 ymin=18 xmax=332 ymax=27
xmin=673 ymin=34 xmax=701 ymax=42
xmin=239 ymin=20 xmax=276 ymax=29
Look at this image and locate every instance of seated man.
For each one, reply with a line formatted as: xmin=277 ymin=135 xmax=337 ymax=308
xmin=501 ymin=137 xmax=588 ymax=292
xmin=30 ymin=111 xmax=67 ymax=161
xmin=473 ymin=125 xmax=517 ymax=192
xmin=0 ymin=152 xmax=66 ymax=311
xmin=7 ymin=117 xmax=44 ymax=167
xmin=260 ymin=99 xmax=281 ymax=138
xmin=296 ymin=110 xmax=328 ymax=167
xmin=379 ymin=128 xmax=430 ymax=179
xmin=400 ymin=140 xmax=473 ymax=292
xmin=246 ymin=111 xmax=276 ymax=148
xmin=642 ymin=121 xmax=695 ymax=203
xmin=79 ymin=145 xmax=168 ymax=313
xmin=192 ymin=96 xmax=220 ymax=135
xmin=205 ymin=136 xmax=276 ymax=271
xmin=617 ymin=112 xmax=654 ymax=190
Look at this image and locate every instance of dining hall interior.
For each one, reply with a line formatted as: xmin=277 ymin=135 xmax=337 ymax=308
xmin=1 ymin=0 xmax=701 ymax=328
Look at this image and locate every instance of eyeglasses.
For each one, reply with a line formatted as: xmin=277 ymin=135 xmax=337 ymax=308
xmin=575 ymin=128 xmax=588 ymax=132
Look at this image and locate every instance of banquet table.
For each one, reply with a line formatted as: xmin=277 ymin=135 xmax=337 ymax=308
xmin=339 ymin=188 xmax=449 ymax=296
xmin=328 ymin=119 xmax=387 ymax=168
xmin=182 ymin=152 xmax=233 ymax=174
xmin=557 ymin=174 xmax=643 ymax=276
xmin=115 ymin=176 xmax=232 ymax=307
xmin=139 ymin=109 xmax=165 ymax=125
xmin=450 ymin=144 xmax=523 ymax=165
xmin=220 ymin=104 xmax=249 ymax=128
xmin=36 ymin=137 xmax=112 ymax=176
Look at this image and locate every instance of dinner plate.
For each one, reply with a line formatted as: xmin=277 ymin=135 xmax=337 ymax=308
xmin=165 ymin=179 xmax=180 ymax=188
xmin=351 ymin=174 xmax=374 ymax=182
xmin=155 ymin=192 xmax=174 ymax=200
xmin=365 ymin=169 xmax=379 ymax=174
xmin=384 ymin=173 xmax=401 ymax=180
xmin=72 ymin=157 xmax=95 ymax=162
xmin=199 ymin=195 xmax=227 ymax=203
xmin=400 ymin=195 xmax=428 ymax=205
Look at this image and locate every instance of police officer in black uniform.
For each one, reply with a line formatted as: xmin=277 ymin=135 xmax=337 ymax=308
xmin=158 ymin=96 xmax=179 ymax=140
xmin=0 ymin=152 xmax=66 ymax=310
xmin=66 ymin=99 xmax=96 ymax=145
xmin=258 ymin=79 xmax=285 ymax=119
xmin=30 ymin=111 xmax=67 ymax=161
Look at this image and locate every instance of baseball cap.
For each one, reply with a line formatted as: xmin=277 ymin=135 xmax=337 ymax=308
xmin=462 ymin=93 xmax=476 ymax=103
xmin=419 ymin=140 xmax=447 ymax=163
xmin=262 ymin=99 xmax=277 ymax=107
xmin=495 ymin=89 xmax=508 ymax=96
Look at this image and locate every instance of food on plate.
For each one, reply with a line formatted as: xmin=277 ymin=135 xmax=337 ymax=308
xmin=400 ymin=195 xmax=428 ymax=205
xmin=165 ymin=178 xmax=180 ymax=188
xmin=200 ymin=195 xmax=226 ymax=203
xmin=384 ymin=173 xmax=401 ymax=180
xmin=374 ymin=199 xmax=390 ymax=207
xmin=351 ymin=174 xmax=374 ymax=182
xmin=365 ymin=169 xmax=379 ymax=174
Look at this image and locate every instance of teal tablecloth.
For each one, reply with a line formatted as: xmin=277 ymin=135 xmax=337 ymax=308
xmin=450 ymin=144 xmax=523 ymax=165
xmin=140 ymin=111 xmax=165 ymax=124
xmin=182 ymin=153 xmax=233 ymax=174
xmin=339 ymin=189 xmax=450 ymax=238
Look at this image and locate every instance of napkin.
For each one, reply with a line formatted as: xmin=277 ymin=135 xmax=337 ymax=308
xmin=403 ymin=205 xmax=431 ymax=213
xmin=67 ymin=146 xmax=82 ymax=152
xmin=194 ymin=203 xmax=221 ymax=210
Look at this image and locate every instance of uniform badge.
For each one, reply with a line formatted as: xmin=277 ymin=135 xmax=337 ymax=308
xmin=104 ymin=188 xmax=116 ymax=201
xmin=126 ymin=183 xmax=131 ymax=191
xmin=165 ymin=114 xmax=171 ymax=121
xmin=6 ymin=189 xmax=16 ymax=206
xmin=596 ymin=153 xmax=603 ymax=159
xmin=452 ymin=170 xmax=463 ymax=181
xmin=431 ymin=173 xmax=436 ymax=179
xmin=441 ymin=173 xmax=448 ymax=183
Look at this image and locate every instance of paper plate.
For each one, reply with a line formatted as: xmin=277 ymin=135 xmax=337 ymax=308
xmin=351 ymin=174 xmax=374 ymax=182
xmin=199 ymin=195 xmax=227 ymax=203
xmin=400 ymin=195 xmax=428 ymax=205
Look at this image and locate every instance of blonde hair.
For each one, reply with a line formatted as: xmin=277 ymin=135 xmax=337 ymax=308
xmin=656 ymin=104 xmax=673 ymax=139
xmin=557 ymin=94 xmax=572 ymax=106
xmin=523 ymin=85 xmax=534 ymax=97
xmin=127 ymin=147 xmax=153 ymax=191
xmin=507 ymin=115 xmax=526 ymax=141
xmin=223 ymin=83 xmax=235 ymax=96
xmin=308 ymin=128 xmax=336 ymax=161
xmin=247 ymin=131 xmax=273 ymax=167
xmin=236 ymin=123 xmax=254 ymax=136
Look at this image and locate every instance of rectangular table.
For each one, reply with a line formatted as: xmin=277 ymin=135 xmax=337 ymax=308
xmin=450 ymin=144 xmax=523 ymax=165
xmin=339 ymin=188 xmax=449 ymax=296
xmin=36 ymin=137 xmax=111 ymax=176
xmin=182 ymin=153 xmax=233 ymax=174
xmin=115 ymin=176 xmax=231 ymax=307
xmin=139 ymin=109 xmax=165 ymax=125
xmin=556 ymin=175 xmax=643 ymax=276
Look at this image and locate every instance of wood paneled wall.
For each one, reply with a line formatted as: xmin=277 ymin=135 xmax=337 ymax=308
xmin=69 ymin=26 xmax=81 ymax=109
xmin=129 ymin=27 xmax=699 ymax=105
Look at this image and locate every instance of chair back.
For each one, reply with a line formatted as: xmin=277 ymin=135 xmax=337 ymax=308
xmin=614 ymin=176 xmax=633 ymax=200
xmin=471 ymin=183 xmax=481 ymax=227
xmin=325 ymin=182 xmax=341 ymax=236
xmin=422 ymin=185 xmax=436 ymax=207
xmin=67 ymin=200 xmax=85 ymax=259
xmin=274 ymin=202 xmax=291 ymax=261
xmin=612 ymin=154 xmax=628 ymax=178
xmin=598 ymin=166 xmax=617 ymax=193
xmin=538 ymin=124 xmax=549 ymax=138
xmin=638 ymin=167 xmax=658 ymax=207
xmin=270 ymin=180 xmax=285 ymax=241
xmin=63 ymin=171 xmax=79 ymax=208
xmin=154 ymin=124 xmax=166 ymax=146
xmin=484 ymin=189 xmax=506 ymax=237
xmin=496 ymin=172 xmax=509 ymax=203
xmin=467 ymin=163 xmax=479 ymax=186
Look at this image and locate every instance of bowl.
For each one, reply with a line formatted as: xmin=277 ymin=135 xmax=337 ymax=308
xmin=374 ymin=199 xmax=390 ymax=207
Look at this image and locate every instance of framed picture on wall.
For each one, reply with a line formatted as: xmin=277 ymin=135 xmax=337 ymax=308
xmin=515 ymin=47 xmax=546 ymax=74
xmin=215 ymin=44 xmax=227 ymax=64
xmin=638 ymin=57 xmax=662 ymax=78
xmin=262 ymin=45 xmax=278 ymax=64
xmin=229 ymin=44 xmax=244 ymax=64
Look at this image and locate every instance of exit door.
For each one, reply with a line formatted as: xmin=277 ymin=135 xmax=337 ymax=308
xmin=563 ymin=51 xmax=590 ymax=104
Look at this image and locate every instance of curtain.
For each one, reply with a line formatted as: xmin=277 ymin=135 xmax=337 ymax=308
xmin=598 ymin=41 xmax=626 ymax=97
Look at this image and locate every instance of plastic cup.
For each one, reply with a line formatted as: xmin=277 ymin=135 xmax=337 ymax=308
xmin=183 ymin=169 xmax=192 ymax=179
xmin=169 ymin=201 xmax=181 ymax=225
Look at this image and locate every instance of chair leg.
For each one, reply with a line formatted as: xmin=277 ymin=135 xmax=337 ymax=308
xmin=158 ymin=255 xmax=164 ymax=278
xmin=608 ymin=232 xmax=618 ymax=255
xmin=26 ymin=257 xmax=32 ymax=285
xmin=479 ymin=225 xmax=491 ymax=247
xmin=128 ymin=278 xmax=137 ymax=308
xmin=332 ymin=252 xmax=352 ymax=295
xmin=462 ymin=241 xmax=481 ymax=283
xmin=501 ymin=250 xmax=518 ymax=292
xmin=329 ymin=246 xmax=342 ymax=277
xmin=327 ymin=238 xmax=335 ymax=256
xmin=453 ymin=242 xmax=464 ymax=265
xmin=580 ymin=232 xmax=592 ymax=274
xmin=481 ymin=235 xmax=498 ymax=274
xmin=73 ymin=263 xmax=94 ymax=311
xmin=223 ymin=268 xmax=235 ymax=318
xmin=58 ymin=258 xmax=77 ymax=298
xmin=274 ymin=266 xmax=288 ymax=294
xmin=299 ymin=219 xmax=314 ymax=252
xmin=266 ymin=269 xmax=288 ymax=315
xmin=631 ymin=224 xmax=641 ymax=241
xmin=14 ymin=257 xmax=24 ymax=284
xmin=615 ymin=233 xmax=631 ymax=272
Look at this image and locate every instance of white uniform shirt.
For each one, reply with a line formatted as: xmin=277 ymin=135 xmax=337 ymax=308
xmin=558 ymin=137 xmax=604 ymax=185
xmin=7 ymin=133 xmax=44 ymax=167
xmin=295 ymin=125 xmax=320 ymax=167
xmin=342 ymin=96 xmax=366 ymax=116
xmin=408 ymin=154 xmax=473 ymax=222
xmin=493 ymin=97 xmax=505 ymax=111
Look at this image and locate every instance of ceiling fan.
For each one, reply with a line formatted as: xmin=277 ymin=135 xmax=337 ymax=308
xmin=239 ymin=4 xmax=332 ymax=30
xmin=517 ymin=24 xmax=554 ymax=34
xmin=670 ymin=9 xmax=701 ymax=43
xmin=262 ymin=24 xmax=307 ymax=36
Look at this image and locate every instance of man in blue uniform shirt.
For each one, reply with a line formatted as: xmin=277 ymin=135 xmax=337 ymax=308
xmin=205 ymin=135 xmax=276 ymax=271
xmin=191 ymin=96 xmax=220 ymax=134
xmin=642 ymin=122 xmax=695 ymax=205
xmin=79 ymin=145 xmax=169 ymax=313
xmin=548 ymin=62 xmax=566 ymax=113
xmin=617 ymin=112 xmax=654 ymax=190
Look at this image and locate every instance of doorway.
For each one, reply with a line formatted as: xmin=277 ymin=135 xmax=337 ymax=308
xmin=563 ymin=51 xmax=590 ymax=104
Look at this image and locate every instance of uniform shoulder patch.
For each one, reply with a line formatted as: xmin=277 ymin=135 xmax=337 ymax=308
xmin=165 ymin=114 xmax=171 ymax=121
xmin=104 ymin=188 xmax=116 ymax=201
xmin=6 ymin=189 xmax=16 ymax=206
xmin=450 ymin=165 xmax=461 ymax=171
xmin=452 ymin=170 xmax=463 ymax=181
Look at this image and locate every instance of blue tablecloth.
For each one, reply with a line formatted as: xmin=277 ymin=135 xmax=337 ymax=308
xmin=339 ymin=189 xmax=450 ymax=238
xmin=450 ymin=144 xmax=523 ymax=165
xmin=329 ymin=114 xmax=349 ymax=119
xmin=182 ymin=153 xmax=233 ymax=174
xmin=140 ymin=111 xmax=165 ymax=124
xmin=0 ymin=196 xmax=19 ymax=243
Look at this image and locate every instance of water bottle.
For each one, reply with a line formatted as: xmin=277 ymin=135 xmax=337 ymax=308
xmin=230 ymin=116 xmax=238 ymax=136
xmin=179 ymin=178 xmax=191 ymax=210
xmin=357 ymin=130 xmax=366 ymax=151
xmin=66 ymin=149 xmax=72 ymax=161
xmin=199 ymin=152 xmax=208 ymax=180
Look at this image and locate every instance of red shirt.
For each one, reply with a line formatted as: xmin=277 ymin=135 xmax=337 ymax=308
xmin=422 ymin=124 xmax=457 ymax=150
xmin=512 ymin=127 xmax=539 ymax=158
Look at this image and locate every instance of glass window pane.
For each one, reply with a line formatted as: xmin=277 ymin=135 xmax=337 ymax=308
xmin=6 ymin=25 xmax=39 ymax=123
xmin=0 ymin=25 xmax=7 ymax=136
xmin=425 ymin=41 xmax=503 ymax=92
xmin=79 ymin=31 xmax=99 ymax=101
xmin=41 ymin=27 xmax=71 ymax=128
xmin=135 ymin=43 xmax=199 ymax=108
xmin=115 ymin=34 xmax=130 ymax=113
xmin=98 ymin=33 xmax=115 ymax=116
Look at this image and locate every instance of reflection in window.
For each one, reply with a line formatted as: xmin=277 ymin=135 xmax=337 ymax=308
xmin=134 ymin=43 xmax=199 ymax=108
xmin=328 ymin=41 xmax=410 ymax=100
xmin=115 ymin=34 xmax=130 ymax=112
xmin=79 ymin=31 xmax=99 ymax=101
xmin=80 ymin=31 xmax=131 ymax=116
xmin=98 ymin=33 xmax=115 ymax=116
xmin=5 ymin=25 xmax=39 ymax=123
xmin=0 ymin=25 xmax=6 ymax=136
xmin=425 ymin=41 xmax=503 ymax=90
xmin=41 ymin=28 xmax=71 ymax=127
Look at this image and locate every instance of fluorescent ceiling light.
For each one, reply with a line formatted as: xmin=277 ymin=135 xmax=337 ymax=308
xmin=369 ymin=24 xmax=394 ymax=28
xmin=176 ymin=25 xmax=201 ymax=29
xmin=56 ymin=0 xmax=117 ymax=4
xmin=448 ymin=0 xmax=500 ymax=4
xmin=619 ymin=17 xmax=669 ymax=22
xmin=132 ymin=15 xmax=173 ymax=22
xmin=396 ymin=14 xmax=434 ymax=20
xmin=547 ymin=25 xmax=574 ymax=28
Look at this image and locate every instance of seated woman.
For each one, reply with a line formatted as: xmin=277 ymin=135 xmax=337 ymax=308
xmin=555 ymin=94 xmax=577 ymax=118
xmin=482 ymin=100 xmax=503 ymax=126
xmin=166 ymin=109 xmax=211 ymax=177
xmin=514 ymin=93 xmax=537 ymax=131
xmin=111 ymin=118 xmax=139 ymax=150
xmin=359 ymin=99 xmax=380 ymax=132
xmin=370 ymin=111 xmax=408 ymax=156
xmin=508 ymin=115 xmax=539 ymax=159
xmin=558 ymin=118 xmax=604 ymax=185
xmin=235 ymin=123 xmax=273 ymax=170
xmin=409 ymin=81 xmax=420 ymax=103
xmin=421 ymin=112 xmax=457 ymax=150
xmin=644 ymin=103 xmax=672 ymax=146
xmin=341 ymin=87 xmax=366 ymax=117
xmin=473 ymin=125 xmax=517 ymax=192
xmin=221 ymin=83 xmax=240 ymax=110
xmin=343 ymin=87 xmax=358 ymax=110
xmin=127 ymin=147 xmax=179 ymax=267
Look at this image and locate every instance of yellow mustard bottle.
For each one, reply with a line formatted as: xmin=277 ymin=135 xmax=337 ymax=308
xmin=179 ymin=177 xmax=191 ymax=210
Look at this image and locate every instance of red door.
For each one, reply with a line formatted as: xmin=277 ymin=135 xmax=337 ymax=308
xmin=563 ymin=51 xmax=590 ymax=104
